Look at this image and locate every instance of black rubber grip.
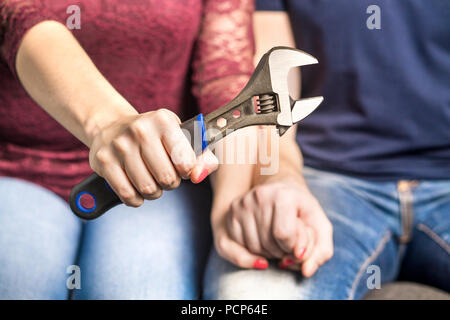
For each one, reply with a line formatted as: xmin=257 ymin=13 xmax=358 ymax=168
xmin=69 ymin=173 xmax=120 ymax=220
xmin=69 ymin=114 xmax=205 ymax=220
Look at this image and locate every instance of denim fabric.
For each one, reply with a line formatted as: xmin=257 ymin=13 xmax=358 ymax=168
xmin=203 ymin=167 xmax=450 ymax=299
xmin=0 ymin=177 xmax=83 ymax=299
xmin=1 ymin=167 xmax=448 ymax=300
xmin=0 ymin=177 xmax=212 ymax=299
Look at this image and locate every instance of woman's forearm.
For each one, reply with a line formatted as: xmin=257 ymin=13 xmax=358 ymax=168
xmin=16 ymin=20 xmax=137 ymax=147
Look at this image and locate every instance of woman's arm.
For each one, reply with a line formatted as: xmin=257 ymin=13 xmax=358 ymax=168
xmin=190 ymin=0 xmax=256 ymax=204
xmin=16 ymin=21 xmax=135 ymax=146
xmin=12 ymin=20 xmax=216 ymax=206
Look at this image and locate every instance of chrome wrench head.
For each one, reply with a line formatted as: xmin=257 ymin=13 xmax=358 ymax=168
xmin=201 ymin=46 xmax=324 ymax=143
xmin=266 ymin=47 xmax=323 ymax=126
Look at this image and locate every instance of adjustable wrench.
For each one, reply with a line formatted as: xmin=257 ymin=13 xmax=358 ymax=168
xmin=69 ymin=46 xmax=323 ymax=220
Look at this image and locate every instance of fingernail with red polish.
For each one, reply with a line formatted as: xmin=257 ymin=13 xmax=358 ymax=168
xmin=253 ymin=259 xmax=268 ymax=270
xmin=297 ymin=248 xmax=306 ymax=260
xmin=279 ymin=258 xmax=294 ymax=269
xmin=284 ymin=258 xmax=294 ymax=265
xmin=193 ymin=168 xmax=208 ymax=184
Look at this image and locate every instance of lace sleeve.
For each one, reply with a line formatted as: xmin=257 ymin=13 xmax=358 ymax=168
xmin=192 ymin=0 xmax=255 ymax=114
xmin=0 ymin=0 xmax=51 ymax=78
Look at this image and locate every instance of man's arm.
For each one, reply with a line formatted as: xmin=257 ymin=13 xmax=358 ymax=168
xmin=213 ymin=11 xmax=334 ymax=276
xmin=252 ymin=10 xmax=304 ymax=185
xmin=253 ymin=11 xmax=333 ymax=276
xmin=209 ymin=11 xmax=306 ymax=270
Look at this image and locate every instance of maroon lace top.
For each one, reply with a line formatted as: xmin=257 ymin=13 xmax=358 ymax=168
xmin=0 ymin=0 xmax=254 ymax=200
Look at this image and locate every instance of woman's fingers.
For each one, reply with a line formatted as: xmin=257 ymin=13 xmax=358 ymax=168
xmin=88 ymin=107 xmax=222 ymax=208
xmin=293 ymin=218 xmax=309 ymax=261
xmin=90 ymin=145 xmax=144 ymax=207
xmin=216 ymin=233 xmax=268 ymax=270
xmin=160 ymin=121 xmax=197 ymax=180
xmin=301 ymin=225 xmax=334 ymax=277
xmin=123 ymin=152 xmax=162 ymax=200
xmin=191 ymin=149 xmax=218 ymax=183
xmin=89 ymin=108 xmax=218 ymax=203
xmin=302 ymin=253 xmax=319 ymax=277
xmin=278 ymin=219 xmax=311 ymax=270
xmin=298 ymin=201 xmax=334 ymax=277
xmin=140 ymin=133 xmax=181 ymax=191
xmin=279 ymin=216 xmax=333 ymax=276
xmin=109 ymin=132 xmax=162 ymax=200
xmin=100 ymin=162 xmax=144 ymax=207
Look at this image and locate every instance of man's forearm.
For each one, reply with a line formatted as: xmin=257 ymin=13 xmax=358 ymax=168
xmin=253 ymin=124 xmax=306 ymax=186
xmin=209 ymin=127 xmax=257 ymax=227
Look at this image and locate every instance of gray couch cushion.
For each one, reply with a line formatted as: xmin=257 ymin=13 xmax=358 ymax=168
xmin=364 ymin=282 xmax=450 ymax=300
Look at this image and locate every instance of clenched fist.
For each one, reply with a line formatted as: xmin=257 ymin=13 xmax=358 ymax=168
xmin=213 ymin=179 xmax=333 ymax=277
xmin=89 ymin=108 xmax=218 ymax=206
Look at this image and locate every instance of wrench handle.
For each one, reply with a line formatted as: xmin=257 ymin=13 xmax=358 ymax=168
xmin=69 ymin=114 xmax=206 ymax=220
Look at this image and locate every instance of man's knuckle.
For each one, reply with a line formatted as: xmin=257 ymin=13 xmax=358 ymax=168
xmin=273 ymin=224 xmax=287 ymax=240
xmin=273 ymin=186 xmax=284 ymax=197
xmin=327 ymin=221 xmax=334 ymax=233
xmin=229 ymin=212 xmax=241 ymax=227
xmin=216 ymin=238 xmax=228 ymax=255
xmin=324 ymin=247 xmax=334 ymax=260
xmin=259 ymin=236 xmax=272 ymax=250
xmin=230 ymin=198 xmax=240 ymax=212
xmin=253 ymin=187 xmax=267 ymax=204
xmin=242 ymin=195 xmax=254 ymax=209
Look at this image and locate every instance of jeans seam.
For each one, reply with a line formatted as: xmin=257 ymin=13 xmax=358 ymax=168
xmin=397 ymin=181 xmax=417 ymax=244
xmin=417 ymin=223 xmax=450 ymax=255
xmin=348 ymin=231 xmax=392 ymax=300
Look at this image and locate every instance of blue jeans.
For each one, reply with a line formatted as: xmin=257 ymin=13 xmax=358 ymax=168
xmin=203 ymin=167 xmax=450 ymax=299
xmin=1 ymin=166 xmax=449 ymax=299
xmin=0 ymin=177 xmax=212 ymax=299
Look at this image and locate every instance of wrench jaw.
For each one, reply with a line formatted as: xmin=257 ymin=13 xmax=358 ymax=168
xmin=275 ymin=95 xmax=324 ymax=136
xmin=291 ymin=96 xmax=324 ymax=123
xmin=266 ymin=47 xmax=320 ymax=127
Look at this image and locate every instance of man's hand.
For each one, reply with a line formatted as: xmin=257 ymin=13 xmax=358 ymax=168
xmin=213 ymin=178 xmax=333 ymax=277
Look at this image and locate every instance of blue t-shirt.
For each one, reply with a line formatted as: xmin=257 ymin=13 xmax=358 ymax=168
xmin=257 ymin=0 xmax=450 ymax=180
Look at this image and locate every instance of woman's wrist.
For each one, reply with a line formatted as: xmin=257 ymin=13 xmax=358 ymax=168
xmin=83 ymin=101 xmax=138 ymax=147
